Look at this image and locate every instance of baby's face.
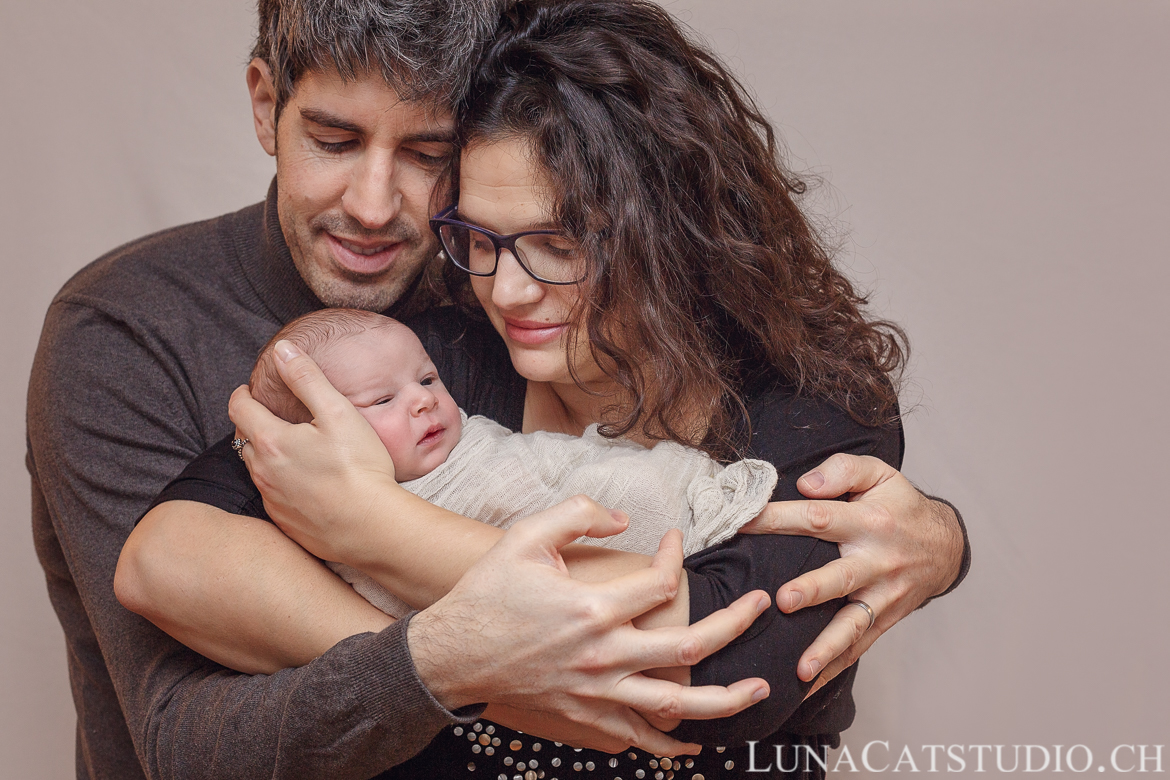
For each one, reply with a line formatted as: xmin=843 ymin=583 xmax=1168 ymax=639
xmin=323 ymin=325 xmax=463 ymax=481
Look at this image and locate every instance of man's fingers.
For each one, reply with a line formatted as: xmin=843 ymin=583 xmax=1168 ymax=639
xmin=523 ymin=703 xmax=699 ymax=757
xmin=617 ymin=674 xmax=769 ymax=722
xmin=794 ymin=594 xmax=886 ymax=682
xmin=775 ymin=554 xmax=879 ymax=613
xmin=555 ymin=703 xmax=700 ymax=757
xmin=270 ymin=339 xmax=355 ymax=421
xmin=740 ymin=499 xmax=861 ymax=542
xmin=619 ymin=718 xmax=701 ymax=757
xmin=804 ymin=628 xmax=882 ymax=700
xmin=584 ymin=528 xmax=687 ymax=625
xmin=795 ymin=453 xmax=897 ymax=500
xmin=594 ymin=545 xmax=684 ymax=626
xmin=623 ymin=590 xmax=771 ymax=669
xmin=649 ymin=528 xmax=684 ymax=571
xmin=504 ymin=496 xmax=630 ymax=562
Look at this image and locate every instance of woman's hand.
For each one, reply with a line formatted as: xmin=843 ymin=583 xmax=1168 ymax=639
xmin=228 ymin=339 xmax=400 ymax=564
xmin=740 ymin=453 xmax=965 ymax=694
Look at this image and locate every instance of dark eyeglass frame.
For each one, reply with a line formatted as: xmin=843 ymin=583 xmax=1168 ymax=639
xmin=429 ymin=205 xmax=584 ymax=286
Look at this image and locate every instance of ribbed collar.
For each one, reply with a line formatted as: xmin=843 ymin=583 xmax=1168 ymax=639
xmin=229 ymin=177 xmax=431 ymax=325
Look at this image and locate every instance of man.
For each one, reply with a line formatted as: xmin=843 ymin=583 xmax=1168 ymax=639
xmin=28 ymin=1 xmax=969 ymax=778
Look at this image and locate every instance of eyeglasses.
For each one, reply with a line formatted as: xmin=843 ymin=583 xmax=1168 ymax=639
xmin=429 ymin=206 xmax=586 ymax=285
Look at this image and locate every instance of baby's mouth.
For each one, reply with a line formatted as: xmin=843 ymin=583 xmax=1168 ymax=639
xmin=418 ymin=424 xmax=445 ymax=446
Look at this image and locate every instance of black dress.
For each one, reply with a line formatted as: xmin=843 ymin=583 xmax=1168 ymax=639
xmin=150 ymin=307 xmax=904 ymax=779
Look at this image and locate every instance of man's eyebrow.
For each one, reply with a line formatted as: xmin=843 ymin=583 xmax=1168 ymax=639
xmin=299 ymin=107 xmax=363 ymax=133
xmin=298 ymin=108 xmax=455 ymax=144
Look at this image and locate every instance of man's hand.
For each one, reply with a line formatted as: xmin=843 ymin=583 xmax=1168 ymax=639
xmin=740 ymin=453 xmax=964 ymax=695
xmin=409 ymin=498 xmax=772 ymax=756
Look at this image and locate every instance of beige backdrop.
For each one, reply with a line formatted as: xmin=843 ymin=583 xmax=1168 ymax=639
xmin=3 ymin=1 xmax=1167 ymax=777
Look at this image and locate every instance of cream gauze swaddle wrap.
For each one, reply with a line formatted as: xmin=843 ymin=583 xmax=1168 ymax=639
xmin=329 ymin=412 xmax=777 ymax=618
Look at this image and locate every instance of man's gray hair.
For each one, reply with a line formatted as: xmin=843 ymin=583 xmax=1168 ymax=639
xmin=252 ymin=0 xmax=507 ymax=115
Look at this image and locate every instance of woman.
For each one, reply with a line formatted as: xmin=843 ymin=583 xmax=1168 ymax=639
xmin=131 ymin=0 xmax=911 ymax=776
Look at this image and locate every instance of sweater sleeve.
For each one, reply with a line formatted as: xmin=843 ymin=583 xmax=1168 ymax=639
xmin=671 ymin=386 xmax=905 ymax=743
xmin=27 ymin=300 xmax=476 ymax=780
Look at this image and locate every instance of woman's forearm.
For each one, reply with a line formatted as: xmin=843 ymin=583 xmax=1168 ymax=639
xmin=334 ymin=485 xmax=502 ymax=608
xmin=336 ymin=485 xmax=691 ymax=631
xmin=117 ymin=496 xmax=690 ymax=676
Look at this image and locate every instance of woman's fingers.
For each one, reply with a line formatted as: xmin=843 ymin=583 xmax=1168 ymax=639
xmin=269 ymin=339 xmax=355 ymax=421
xmin=227 ymin=384 xmax=286 ymax=444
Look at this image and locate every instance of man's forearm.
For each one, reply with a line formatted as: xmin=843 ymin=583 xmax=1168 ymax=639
xmin=118 ymin=502 xmax=394 ymax=673
xmin=138 ymin=622 xmax=472 ymax=780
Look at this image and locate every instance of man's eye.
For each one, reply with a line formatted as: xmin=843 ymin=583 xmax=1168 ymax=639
xmin=315 ymin=138 xmax=357 ymax=153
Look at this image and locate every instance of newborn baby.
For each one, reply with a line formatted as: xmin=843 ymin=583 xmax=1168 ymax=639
xmin=250 ymin=308 xmax=777 ymax=617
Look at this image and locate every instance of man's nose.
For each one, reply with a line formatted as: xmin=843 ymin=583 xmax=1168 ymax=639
xmin=491 ymin=249 xmax=544 ymax=310
xmin=342 ymin=149 xmax=401 ymax=229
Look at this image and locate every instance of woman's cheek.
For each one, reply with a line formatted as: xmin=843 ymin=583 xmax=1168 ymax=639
xmin=470 ymin=277 xmax=498 ymax=320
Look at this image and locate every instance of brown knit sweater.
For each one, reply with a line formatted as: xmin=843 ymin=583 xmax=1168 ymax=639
xmin=26 ymin=180 xmax=469 ymax=780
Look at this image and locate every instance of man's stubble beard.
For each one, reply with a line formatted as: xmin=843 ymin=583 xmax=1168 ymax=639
xmin=279 ymin=197 xmax=437 ymax=313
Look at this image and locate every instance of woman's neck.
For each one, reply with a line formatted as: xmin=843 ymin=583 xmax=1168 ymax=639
xmin=522 ymin=379 xmax=696 ymax=450
xmin=522 ymin=379 xmax=606 ymax=435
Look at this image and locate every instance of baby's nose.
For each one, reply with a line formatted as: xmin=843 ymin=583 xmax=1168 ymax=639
xmin=409 ymin=384 xmax=437 ymax=414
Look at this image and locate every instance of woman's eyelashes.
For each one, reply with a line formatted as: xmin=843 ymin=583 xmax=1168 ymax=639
xmin=537 ymin=236 xmax=575 ymax=257
xmin=408 ymin=148 xmax=451 ymax=168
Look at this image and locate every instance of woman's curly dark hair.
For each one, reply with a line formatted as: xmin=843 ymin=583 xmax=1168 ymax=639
xmin=441 ymin=0 xmax=908 ymax=458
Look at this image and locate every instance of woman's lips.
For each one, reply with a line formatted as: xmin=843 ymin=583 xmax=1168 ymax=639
xmin=503 ymin=319 xmax=568 ymax=345
xmin=325 ymin=233 xmax=404 ymax=275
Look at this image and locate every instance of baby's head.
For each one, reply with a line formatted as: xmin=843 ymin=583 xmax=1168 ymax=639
xmin=250 ymin=309 xmax=463 ymax=481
